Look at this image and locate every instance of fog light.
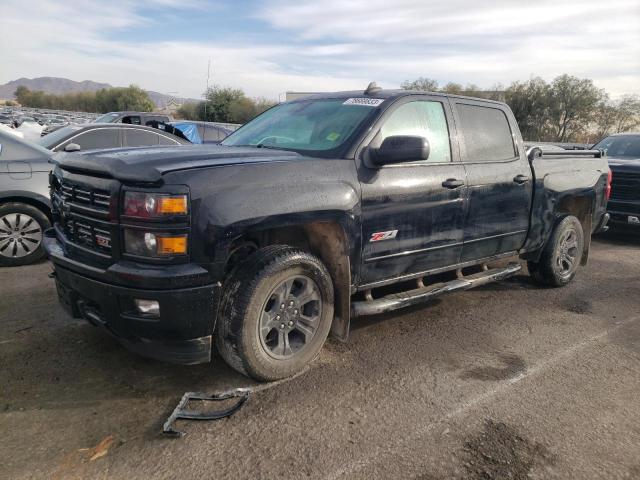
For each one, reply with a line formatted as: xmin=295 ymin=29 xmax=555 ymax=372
xmin=134 ymin=299 xmax=160 ymax=316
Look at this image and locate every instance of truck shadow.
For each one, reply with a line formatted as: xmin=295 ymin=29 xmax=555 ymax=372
xmin=593 ymin=230 xmax=640 ymax=246
xmin=0 ymin=319 xmax=257 ymax=415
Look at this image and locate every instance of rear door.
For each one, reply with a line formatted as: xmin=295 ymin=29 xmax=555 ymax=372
xmin=450 ymin=99 xmax=532 ymax=262
xmin=358 ymin=95 xmax=467 ymax=285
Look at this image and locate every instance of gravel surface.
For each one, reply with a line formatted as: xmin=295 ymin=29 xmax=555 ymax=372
xmin=1 ymin=232 xmax=639 ymax=479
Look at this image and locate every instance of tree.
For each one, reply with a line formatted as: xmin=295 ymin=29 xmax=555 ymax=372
xmin=594 ymin=100 xmax=618 ymax=139
xmin=176 ymin=102 xmax=199 ymax=120
xmin=198 ymin=86 xmax=245 ymax=122
xmin=197 ymin=86 xmax=276 ymax=123
xmin=613 ymin=94 xmax=640 ymax=132
xmin=14 ymin=86 xmax=30 ymax=105
xmin=401 ymin=77 xmax=439 ymax=91
xmin=440 ymin=82 xmax=465 ymax=94
xmin=547 ymin=75 xmax=605 ymax=142
xmin=505 ymin=77 xmax=552 ymax=141
xmin=95 ymin=85 xmax=154 ymax=112
xmin=12 ymin=84 xmax=154 ymax=113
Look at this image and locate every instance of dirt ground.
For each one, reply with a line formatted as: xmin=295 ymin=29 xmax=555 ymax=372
xmin=1 ymin=232 xmax=639 ymax=480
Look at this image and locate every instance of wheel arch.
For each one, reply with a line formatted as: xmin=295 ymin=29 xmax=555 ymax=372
xmin=224 ymin=220 xmax=353 ymax=341
xmin=522 ymin=193 xmax=593 ymax=265
xmin=0 ymin=191 xmax=52 ymax=221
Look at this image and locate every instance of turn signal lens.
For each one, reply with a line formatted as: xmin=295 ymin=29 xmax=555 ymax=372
xmin=124 ymin=229 xmax=188 ymax=257
xmin=157 ymin=235 xmax=187 ymax=255
xmin=123 ymin=192 xmax=188 ymax=217
xmin=157 ymin=196 xmax=188 ymax=215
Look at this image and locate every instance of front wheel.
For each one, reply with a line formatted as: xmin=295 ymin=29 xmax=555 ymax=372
xmin=216 ymin=245 xmax=334 ymax=381
xmin=528 ymin=215 xmax=584 ymax=287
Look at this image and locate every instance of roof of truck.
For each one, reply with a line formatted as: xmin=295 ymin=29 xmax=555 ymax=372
xmin=297 ymin=87 xmax=506 ymax=106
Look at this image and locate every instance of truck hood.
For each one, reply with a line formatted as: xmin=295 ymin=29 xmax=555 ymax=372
xmin=608 ymin=156 xmax=640 ymax=173
xmin=51 ymin=144 xmax=304 ymax=183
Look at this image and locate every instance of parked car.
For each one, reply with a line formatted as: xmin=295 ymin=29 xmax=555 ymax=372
xmin=592 ymin=132 xmax=640 ymax=230
xmin=38 ymin=123 xmax=189 ymax=152
xmin=44 ymin=87 xmax=610 ymax=381
xmin=0 ymin=131 xmax=53 ymax=266
xmin=169 ymin=121 xmax=234 ymax=144
xmin=94 ymin=111 xmax=173 ymax=127
xmin=0 ymin=114 xmax=13 ymax=126
xmin=14 ymin=116 xmax=37 ymax=128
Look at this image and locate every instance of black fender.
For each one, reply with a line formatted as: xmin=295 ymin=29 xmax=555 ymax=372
xmin=521 ymin=165 xmax=608 ymax=263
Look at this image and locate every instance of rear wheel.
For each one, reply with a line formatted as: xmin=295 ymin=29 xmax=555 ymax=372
xmin=0 ymin=202 xmax=50 ymax=267
xmin=216 ymin=245 xmax=334 ymax=381
xmin=528 ymin=215 xmax=584 ymax=287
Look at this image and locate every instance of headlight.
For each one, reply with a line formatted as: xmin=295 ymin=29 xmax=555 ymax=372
xmin=124 ymin=229 xmax=188 ymax=257
xmin=123 ymin=192 xmax=188 ymax=218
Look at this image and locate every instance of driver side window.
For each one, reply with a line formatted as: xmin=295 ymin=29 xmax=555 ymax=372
xmin=379 ymin=101 xmax=451 ymax=163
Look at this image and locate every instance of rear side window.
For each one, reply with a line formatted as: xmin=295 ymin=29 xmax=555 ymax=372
xmin=58 ymin=129 xmax=120 ymax=151
xmin=121 ymin=116 xmax=141 ymax=125
xmin=456 ymin=104 xmax=516 ymax=162
xmin=158 ymin=135 xmax=180 ymax=145
xmin=123 ymin=129 xmax=160 ymax=147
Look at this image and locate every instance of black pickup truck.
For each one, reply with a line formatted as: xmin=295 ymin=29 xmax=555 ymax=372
xmin=592 ymin=132 xmax=640 ymax=230
xmin=44 ymin=86 xmax=611 ymax=381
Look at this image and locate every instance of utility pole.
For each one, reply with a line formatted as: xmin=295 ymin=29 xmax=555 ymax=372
xmin=203 ymin=59 xmax=211 ymax=121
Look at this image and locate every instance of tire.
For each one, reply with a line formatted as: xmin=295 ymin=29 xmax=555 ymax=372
xmin=0 ymin=202 xmax=50 ymax=267
xmin=216 ymin=245 xmax=334 ymax=381
xmin=528 ymin=215 xmax=584 ymax=287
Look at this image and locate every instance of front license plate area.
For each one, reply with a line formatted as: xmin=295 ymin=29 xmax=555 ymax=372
xmin=55 ymin=280 xmax=80 ymax=318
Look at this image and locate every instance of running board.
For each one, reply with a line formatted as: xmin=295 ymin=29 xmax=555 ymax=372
xmin=351 ymin=263 xmax=522 ymax=316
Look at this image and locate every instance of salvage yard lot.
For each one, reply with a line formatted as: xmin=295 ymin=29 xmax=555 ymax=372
xmin=1 ymin=233 xmax=639 ymax=480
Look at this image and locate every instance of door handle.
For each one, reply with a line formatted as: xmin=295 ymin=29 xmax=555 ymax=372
xmin=513 ymin=174 xmax=530 ymax=184
xmin=442 ymin=178 xmax=465 ymax=189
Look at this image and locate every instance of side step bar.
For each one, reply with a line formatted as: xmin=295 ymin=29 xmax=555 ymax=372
xmin=351 ymin=262 xmax=522 ymax=316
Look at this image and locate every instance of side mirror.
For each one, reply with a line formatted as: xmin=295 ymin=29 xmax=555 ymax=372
xmin=64 ymin=143 xmax=81 ymax=152
xmin=370 ymin=135 xmax=430 ymax=166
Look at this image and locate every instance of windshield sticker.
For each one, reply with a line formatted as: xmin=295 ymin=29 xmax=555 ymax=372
xmin=343 ymin=98 xmax=384 ymax=107
xmin=326 ymin=132 xmax=341 ymax=142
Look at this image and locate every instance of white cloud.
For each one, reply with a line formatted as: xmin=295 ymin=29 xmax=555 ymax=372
xmin=257 ymin=0 xmax=640 ymax=96
xmin=0 ymin=0 xmax=638 ymax=99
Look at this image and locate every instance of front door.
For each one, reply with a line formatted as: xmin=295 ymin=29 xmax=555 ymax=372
xmin=359 ymin=96 xmax=467 ymax=286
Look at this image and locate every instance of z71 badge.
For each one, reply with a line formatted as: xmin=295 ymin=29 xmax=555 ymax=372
xmin=370 ymin=230 xmax=398 ymax=242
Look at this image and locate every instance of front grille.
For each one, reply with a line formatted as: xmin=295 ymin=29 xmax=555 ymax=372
xmin=52 ymin=176 xmax=115 ymax=256
xmin=610 ymin=172 xmax=640 ymax=202
xmin=59 ymin=183 xmax=111 ymax=211
xmin=64 ymin=217 xmax=112 ymax=253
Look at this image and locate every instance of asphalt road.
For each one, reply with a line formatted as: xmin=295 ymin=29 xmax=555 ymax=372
xmin=1 ymin=232 xmax=639 ymax=480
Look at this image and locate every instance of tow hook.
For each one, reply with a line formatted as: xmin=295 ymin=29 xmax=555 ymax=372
xmin=162 ymin=388 xmax=251 ymax=437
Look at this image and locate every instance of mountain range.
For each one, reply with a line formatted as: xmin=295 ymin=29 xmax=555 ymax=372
xmin=0 ymin=77 xmax=199 ymax=107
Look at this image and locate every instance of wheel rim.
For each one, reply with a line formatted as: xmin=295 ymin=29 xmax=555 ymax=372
xmin=258 ymin=274 xmax=322 ymax=360
xmin=0 ymin=213 xmax=43 ymax=259
xmin=555 ymin=228 xmax=579 ymax=279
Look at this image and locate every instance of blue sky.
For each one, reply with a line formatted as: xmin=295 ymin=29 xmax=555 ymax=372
xmin=1 ymin=0 xmax=639 ymax=100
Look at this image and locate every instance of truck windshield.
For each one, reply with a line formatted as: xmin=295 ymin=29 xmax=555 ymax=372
xmin=94 ymin=113 xmax=120 ymax=123
xmin=593 ymin=135 xmax=640 ymax=158
xmin=221 ymin=98 xmax=379 ymax=154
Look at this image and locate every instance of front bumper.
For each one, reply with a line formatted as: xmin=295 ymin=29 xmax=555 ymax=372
xmin=607 ymin=199 xmax=640 ymax=230
xmin=608 ymin=211 xmax=640 ymax=229
xmin=44 ymin=232 xmax=221 ymax=365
